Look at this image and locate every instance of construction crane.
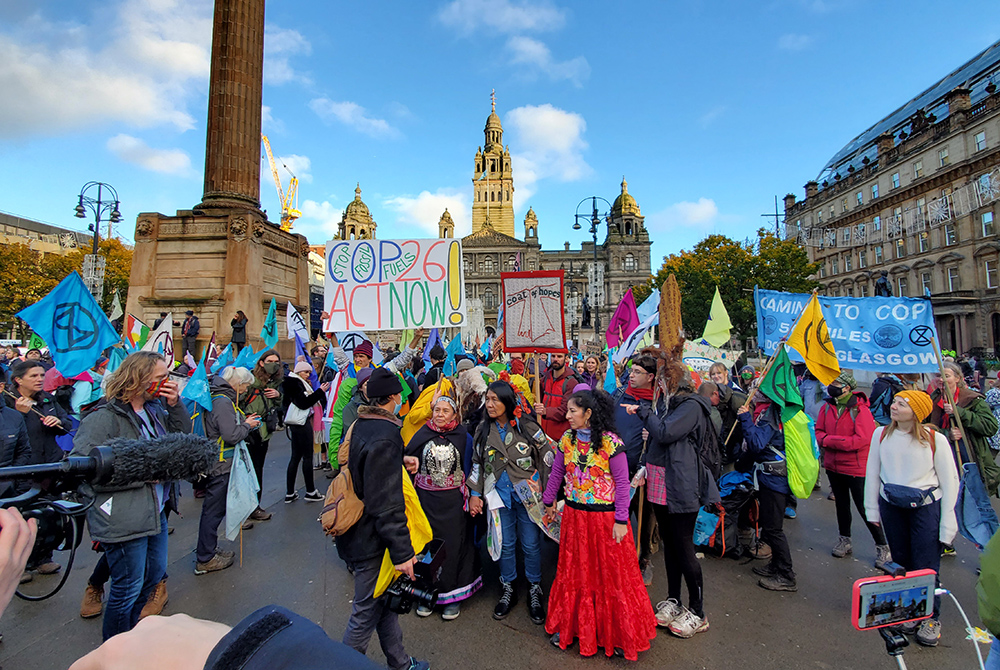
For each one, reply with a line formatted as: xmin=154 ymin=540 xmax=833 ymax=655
xmin=261 ymin=134 xmax=301 ymax=232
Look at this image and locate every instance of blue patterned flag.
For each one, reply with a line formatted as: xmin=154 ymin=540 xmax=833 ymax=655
xmin=17 ymin=272 xmax=120 ymax=377
xmin=209 ymin=344 xmax=234 ymax=375
xmin=181 ymin=359 xmax=213 ymax=411
xmin=233 ymin=343 xmax=256 ymax=370
xmin=442 ymin=335 xmax=467 ymax=377
xmin=260 ymin=298 xmax=278 ymax=348
xmin=603 ymin=352 xmax=618 ymax=394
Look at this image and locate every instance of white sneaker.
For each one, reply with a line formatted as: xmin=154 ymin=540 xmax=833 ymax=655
xmin=668 ymin=607 xmax=709 ymax=639
xmin=654 ymin=598 xmax=683 ymax=628
xmin=415 ymin=604 xmax=433 ymax=617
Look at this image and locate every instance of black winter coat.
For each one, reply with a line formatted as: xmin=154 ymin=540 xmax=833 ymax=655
xmin=336 ymin=406 xmax=413 ymax=565
xmin=639 ymin=393 xmax=720 ymax=514
xmin=0 ymin=406 xmax=31 ymax=497
xmin=5 ymin=388 xmax=70 ymax=465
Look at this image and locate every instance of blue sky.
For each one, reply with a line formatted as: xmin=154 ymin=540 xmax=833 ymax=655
xmin=1 ymin=0 xmax=998 ymax=269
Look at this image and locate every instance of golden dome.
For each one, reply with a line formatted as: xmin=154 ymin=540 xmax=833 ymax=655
xmin=612 ymin=178 xmax=641 ymax=217
xmin=345 ymin=183 xmax=372 ymax=222
xmin=439 ymin=208 xmax=454 ymax=225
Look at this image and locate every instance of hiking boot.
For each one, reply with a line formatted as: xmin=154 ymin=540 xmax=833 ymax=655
xmin=668 ymin=608 xmax=709 ymax=639
xmin=550 ymin=632 xmax=562 ymax=648
xmin=874 ymin=544 xmax=893 ymax=573
xmin=35 ymin=561 xmax=61 ymax=575
xmin=528 ymin=582 xmax=545 ymax=624
xmin=216 ymin=549 xmax=235 ymax=560
xmin=898 ymin=619 xmax=920 ymax=635
xmin=241 ymin=520 xmax=254 ymax=531
xmin=655 ymin=598 xmax=684 ymax=628
xmin=249 ymin=508 xmax=272 ymax=521
xmin=284 ymin=492 xmax=299 ymax=504
xmin=139 ymin=579 xmax=168 ymax=619
xmin=758 ymin=575 xmax=797 ymax=592
xmin=195 ymin=552 xmax=234 ymax=575
xmin=304 ymin=490 xmax=324 ymax=502
xmin=784 ymin=507 xmax=797 ymax=520
xmin=325 ymin=468 xmax=338 ymax=479
xmin=941 ymin=544 xmax=956 ymax=557
xmin=827 ymin=491 xmax=836 ymax=501
xmin=441 ymin=603 xmax=460 ymax=621
xmin=493 ymin=581 xmax=516 ymax=620
xmin=752 ymin=563 xmax=777 ymax=578
xmin=750 ymin=541 xmax=771 ymax=560
xmin=80 ymin=583 xmax=104 ymax=618
xmin=416 ymin=604 xmax=433 ymax=617
xmin=915 ymin=619 xmax=941 ymax=647
xmin=831 ymin=536 xmax=853 ymax=558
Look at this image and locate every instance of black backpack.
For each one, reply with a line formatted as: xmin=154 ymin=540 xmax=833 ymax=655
xmin=699 ymin=406 xmax=723 ymax=481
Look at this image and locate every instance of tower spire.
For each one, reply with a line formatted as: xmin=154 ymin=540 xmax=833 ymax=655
xmin=491 ymin=88 xmax=496 ymax=112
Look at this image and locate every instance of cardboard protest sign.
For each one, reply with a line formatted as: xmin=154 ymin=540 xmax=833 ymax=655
xmin=500 ymin=271 xmax=566 ymax=353
xmin=323 ymin=239 xmax=466 ymax=332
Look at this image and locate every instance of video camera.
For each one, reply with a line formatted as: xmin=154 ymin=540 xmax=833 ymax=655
xmin=383 ymin=539 xmax=446 ymax=615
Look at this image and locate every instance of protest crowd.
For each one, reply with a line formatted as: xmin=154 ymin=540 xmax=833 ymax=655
xmin=3 ymin=270 xmax=1000 ymax=670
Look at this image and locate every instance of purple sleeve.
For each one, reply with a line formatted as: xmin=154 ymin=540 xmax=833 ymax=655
xmin=542 ymin=453 xmax=565 ymax=506
xmin=610 ymin=452 xmax=630 ymax=523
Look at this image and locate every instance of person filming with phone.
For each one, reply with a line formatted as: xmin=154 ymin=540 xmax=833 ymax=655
xmin=71 ymin=351 xmax=191 ymax=640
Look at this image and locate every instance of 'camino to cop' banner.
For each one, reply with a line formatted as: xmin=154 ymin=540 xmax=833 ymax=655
xmin=755 ymin=287 xmax=940 ymax=373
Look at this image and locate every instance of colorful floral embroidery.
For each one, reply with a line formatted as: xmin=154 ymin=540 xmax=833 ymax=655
xmin=558 ymin=432 xmax=621 ymax=506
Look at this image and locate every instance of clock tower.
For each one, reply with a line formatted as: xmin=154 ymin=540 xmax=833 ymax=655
xmin=471 ymin=91 xmax=515 ymax=237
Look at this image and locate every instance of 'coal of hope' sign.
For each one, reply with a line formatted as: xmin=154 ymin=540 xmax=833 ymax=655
xmin=323 ymin=238 xmax=466 ymax=332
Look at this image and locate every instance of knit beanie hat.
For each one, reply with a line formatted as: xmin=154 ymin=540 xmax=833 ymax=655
xmin=354 ymin=341 xmax=374 ymax=359
xmin=835 ymin=371 xmax=857 ymax=388
xmin=293 ymin=361 xmax=313 ymax=375
xmin=896 ymin=390 xmax=933 ymax=422
xmin=367 ymin=367 xmax=402 ymax=398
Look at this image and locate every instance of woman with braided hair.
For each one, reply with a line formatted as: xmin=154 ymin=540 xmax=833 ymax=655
xmin=404 ymin=393 xmax=481 ymax=620
xmin=543 ymin=389 xmax=656 ymax=660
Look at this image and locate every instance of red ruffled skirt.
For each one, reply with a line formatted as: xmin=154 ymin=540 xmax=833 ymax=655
xmin=545 ymin=506 xmax=657 ymax=661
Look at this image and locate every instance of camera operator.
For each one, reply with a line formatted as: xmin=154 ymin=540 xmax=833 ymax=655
xmin=6 ymin=359 xmax=71 ymax=577
xmin=337 ymin=368 xmax=430 ymax=670
xmin=0 ymin=507 xmax=37 ymax=619
xmin=71 ymin=351 xmax=191 ymax=641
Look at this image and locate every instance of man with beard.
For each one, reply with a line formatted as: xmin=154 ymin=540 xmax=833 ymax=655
xmin=534 ymin=352 xmax=579 ymax=441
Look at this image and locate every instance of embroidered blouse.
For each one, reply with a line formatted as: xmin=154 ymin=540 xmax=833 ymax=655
xmin=543 ymin=429 xmax=630 ymax=523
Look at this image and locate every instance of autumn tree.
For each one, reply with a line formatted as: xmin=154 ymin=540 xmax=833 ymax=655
xmin=636 ymin=229 xmax=819 ymax=346
xmin=65 ymin=238 xmax=133 ymax=308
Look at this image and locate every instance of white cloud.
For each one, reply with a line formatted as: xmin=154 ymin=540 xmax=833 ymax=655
xmin=0 ymin=0 xmax=212 ymax=138
xmin=263 ymin=25 xmax=311 ymax=85
xmin=504 ymin=104 xmax=590 ymax=206
xmin=698 ymin=105 xmax=726 ymax=128
xmin=309 ymin=98 xmax=401 ymax=139
xmin=777 ymin=33 xmax=813 ymax=51
xmin=506 ymin=36 xmax=589 ymax=87
xmin=438 ymin=0 xmax=566 ymax=34
xmin=277 ymin=154 xmax=312 ymax=183
xmin=646 ymin=198 xmax=721 ymax=232
xmin=106 ymin=134 xmax=192 ymax=175
xmin=296 ymin=199 xmax=343 ymax=244
xmin=384 ymin=190 xmax=471 ymax=237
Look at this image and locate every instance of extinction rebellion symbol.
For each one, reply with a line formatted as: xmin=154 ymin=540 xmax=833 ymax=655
xmin=53 ymin=302 xmax=99 ymax=353
xmin=909 ymin=325 xmax=934 ymax=347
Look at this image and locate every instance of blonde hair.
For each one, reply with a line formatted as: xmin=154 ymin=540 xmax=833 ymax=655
xmin=882 ymin=419 xmax=932 ymax=447
xmin=708 ymin=362 xmax=728 ymax=377
xmin=105 ymin=351 xmax=165 ymax=401
xmin=942 ymin=361 xmax=966 ymax=388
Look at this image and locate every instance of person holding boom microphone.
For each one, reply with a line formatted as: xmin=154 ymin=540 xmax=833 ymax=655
xmin=71 ymin=351 xmax=192 ymax=641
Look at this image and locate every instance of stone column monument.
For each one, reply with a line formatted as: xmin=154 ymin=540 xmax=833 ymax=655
xmin=126 ymin=0 xmax=309 ymax=360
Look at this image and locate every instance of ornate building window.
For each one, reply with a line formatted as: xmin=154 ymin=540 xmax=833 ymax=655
xmin=947 ymin=267 xmax=960 ymax=291
xmin=483 ymin=287 xmax=495 ymax=308
xmin=987 ymin=260 xmax=998 ymax=289
xmin=484 ymin=257 xmax=495 ymax=274
xmin=463 ymin=257 xmax=472 ymax=273
xmin=984 ymin=212 xmax=995 ymax=237
xmin=623 ymin=253 xmax=637 ymax=272
xmin=506 ymin=255 xmax=517 ymax=271
xmin=921 ymin=272 xmax=932 ymax=295
xmin=897 ymin=276 xmax=908 ymax=297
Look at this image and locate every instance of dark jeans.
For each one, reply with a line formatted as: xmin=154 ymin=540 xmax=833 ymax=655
xmin=759 ymin=486 xmax=794 ymax=580
xmin=828 ymin=471 xmax=886 ymax=545
xmin=182 ymin=335 xmax=197 ymax=359
xmin=343 ymin=556 xmax=409 ymax=670
xmin=246 ymin=432 xmax=269 ymax=504
xmin=497 ymin=495 xmax=541 ymax=583
xmin=287 ymin=425 xmax=316 ymax=495
xmin=878 ymin=497 xmax=942 ymax=617
xmin=196 ymin=472 xmax=230 ymax=563
xmin=233 ymin=342 xmax=245 ymax=353
xmin=652 ymin=505 xmax=703 ymax=617
xmin=102 ymin=511 xmax=168 ymax=640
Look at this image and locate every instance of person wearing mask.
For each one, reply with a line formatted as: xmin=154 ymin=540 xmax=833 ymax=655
xmin=864 ymin=390 xmax=959 ymax=647
xmin=535 ymin=352 xmax=578 ymax=441
xmin=468 ymin=380 xmax=553 ymax=624
xmin=195 ymin=366 xmax=260 ymax=575
xmin=738 ymin=391 xmax=796 ymax=592
xmin=625 ymin=375 xmax=720 ymax=638
xmin=181 ymin=310 xmax=200 ymax=359
xmin=814 ymin=372 xmax=892 ymax=572
xmin=240 ymin=350 xmax=284 ymax=521
xmin=281 ymin=362 xmax=330 ymax=503
xmin=71 ymin=351 xmax=190 ymax=640
xmin=336 ymin=367 xmax=430 ymax=670
xmin=230 ymin=311 xmax=248 ymax=353
xmin=404 ymin=394 xmax=480 ymax=620
xmin=613 ymin=355 xmax=662 ymax=584
xmin=6 ymin=359 xmax=71 ymax=577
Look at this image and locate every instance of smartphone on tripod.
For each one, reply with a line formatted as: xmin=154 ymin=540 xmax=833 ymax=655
xmin=852 ymin=568 xmax=937 ymax=631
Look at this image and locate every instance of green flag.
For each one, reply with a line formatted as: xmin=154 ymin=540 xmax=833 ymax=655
xmin=700 ymin=286 xmax=733 ymax=348
xmin=758 ymin=345 xmax=804 ymax=423
xmin=28 ymin=332 xmax=46 ymax=350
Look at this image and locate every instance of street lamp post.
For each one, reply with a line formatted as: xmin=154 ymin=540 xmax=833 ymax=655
xmin=74 ymin=182 xmax=122 ymax=300
xmin=573 ymin=196 xmax=612 ymax=343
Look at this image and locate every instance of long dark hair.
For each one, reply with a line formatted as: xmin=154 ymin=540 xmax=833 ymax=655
xmin=475 ymin=380 xmax=518 ymax=446
xmin=569 ymin=389 xmax=616 ymax=452
xmin=236 ymin=310 xmax=247 ymax=324
xmin=253 ymin=349 xmax=283 ymax=383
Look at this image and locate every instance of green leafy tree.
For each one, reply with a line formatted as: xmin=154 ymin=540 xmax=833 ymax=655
xmin=65 ymin=238 xmax=133 ymax=309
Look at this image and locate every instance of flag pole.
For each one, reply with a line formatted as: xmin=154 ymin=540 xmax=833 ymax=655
xmin=930 ymin=336 xmax=974 ymax=467
xmin=725 ymin=340 xmax=786 ymax=445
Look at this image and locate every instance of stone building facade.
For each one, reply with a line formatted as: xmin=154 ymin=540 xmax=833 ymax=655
xmin=784 ymin=40 xmax=1000 ymax=354
xmin=0 ymin=212 xmax=92 ymax=256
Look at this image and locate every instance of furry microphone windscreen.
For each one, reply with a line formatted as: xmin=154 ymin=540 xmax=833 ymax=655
xmin=104 ymin=433 xmax=217 ymax=487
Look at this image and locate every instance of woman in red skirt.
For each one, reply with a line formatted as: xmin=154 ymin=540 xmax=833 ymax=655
xmin=542 ymin=389 xmax=657 ymax=660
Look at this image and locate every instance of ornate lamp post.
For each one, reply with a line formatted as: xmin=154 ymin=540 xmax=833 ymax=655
xmin=573 ymin=196 xmax=612 ymax=341
xmin=74 ymin=182 xmax=122 ymax=299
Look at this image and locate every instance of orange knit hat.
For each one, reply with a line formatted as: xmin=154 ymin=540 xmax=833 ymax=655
xmin=895 ymin=390 xmax=933 ymax=422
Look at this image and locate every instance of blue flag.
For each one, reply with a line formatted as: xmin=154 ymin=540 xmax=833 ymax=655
xmin=294 ymin=333 xmax=320 ymax=389
xmin=181 ymin=360 xmax=213 ymax=411
xmin=105 ymin=346 xmax=128 ymax=376
xmin=233 ymin=343 xmax=256 ymax=370
xmin=17 ymin=271 xmax=120 ymax=378
xmin=603 ymin=353 xmax=618 ymax=394
xmin=209 ymin=344 xmax=234 ymax=375
xmin=442 ymin=335 xmax=467 ymax=377
xmin=260 ymin=298 xmax=278 ymax=348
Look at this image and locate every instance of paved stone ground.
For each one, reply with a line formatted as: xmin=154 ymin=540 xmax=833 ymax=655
xmin=0 ymin=431 xmax=990 ymax=670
